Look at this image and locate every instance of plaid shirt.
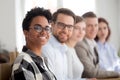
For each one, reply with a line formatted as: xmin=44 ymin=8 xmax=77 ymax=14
xmin=11 ymin=49 xmax=56 ymax=80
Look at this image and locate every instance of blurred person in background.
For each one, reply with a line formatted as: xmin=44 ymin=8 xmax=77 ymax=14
xmin=66 ymin=15 xmax=96 ymax=80
xmin=75 ymin=11 xmax=120 ymax=79
xmin=95 ymin=17 xmax=120 ymax=72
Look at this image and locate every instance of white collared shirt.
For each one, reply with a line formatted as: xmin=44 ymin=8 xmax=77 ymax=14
xmin=42 ymin=35 xmax=68 ymax=80
xmin=66 ymin=46 xmax=84 ymax=80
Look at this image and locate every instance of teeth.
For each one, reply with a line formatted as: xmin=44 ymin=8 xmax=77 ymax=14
xmin=39 ymin=36 xmax=46 ymax=39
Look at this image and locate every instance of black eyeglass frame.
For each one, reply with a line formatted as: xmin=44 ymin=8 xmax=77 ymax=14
xmin=55 ymin=22 xmax=74 ymax=30
xmin=29 ymin=24 xmax=51 ymax=33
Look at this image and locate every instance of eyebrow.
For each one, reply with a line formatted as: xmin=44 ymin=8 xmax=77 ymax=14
xmin=34 ymin=24 xmax=42 ymax=26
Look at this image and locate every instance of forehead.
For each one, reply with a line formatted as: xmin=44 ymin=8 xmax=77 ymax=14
xmin=30 ymin=16 xmax=49 ymax=27
xmin=99 ymin=22 xmax=108 ymax=27
xmin=56 ymin=13 xmax=74 ymax=25
xmin=85 ymin=17 xmax=98 ymax=24
xmin=75 ymin=21 xmax=86 ymax=26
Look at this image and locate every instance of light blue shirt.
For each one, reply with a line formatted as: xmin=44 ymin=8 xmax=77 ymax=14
xmin=97 ymin=41 xmax=120 ymax=72
xmin=42 ymin=35 xmax=68 ymax=80
xmin=42 ymin=35 xmax=86 ymax=80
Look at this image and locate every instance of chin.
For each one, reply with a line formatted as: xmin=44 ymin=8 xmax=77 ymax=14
xmin=79 ymin=39 xmax=83 ymax=41
xmin=40 ymin=42 xmax=47 ymax=45
xmin=58 ymin=38 xmax=67 ymax=43
xmin=59 ymin=39 xmax=66 ymax=43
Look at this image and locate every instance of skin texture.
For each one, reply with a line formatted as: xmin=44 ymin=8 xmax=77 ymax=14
xmin=66 ymin=21 xmax=86 ymax=47
xmin=97 ymin=22 xmax=109 ymax=43
xmin=72 ymin=21 xmax=86 ymax=42
xmin=51 ymin=13 xmax=74 ymax=44
xmin=24 ymin=16 xmax=50 ymax=55
xmin=85 ymin=17 xmax=98 ymax=39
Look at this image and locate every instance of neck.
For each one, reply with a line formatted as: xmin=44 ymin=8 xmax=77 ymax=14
xmin=99 ymin=39 xmax=106 ymax=44
xmin=66 ymin=39 xmax=77 ymax=48
xmin=86 ymin=37 xmax=94 ymax=41
xmin=26 ymin=43 xmax=42 ymax=56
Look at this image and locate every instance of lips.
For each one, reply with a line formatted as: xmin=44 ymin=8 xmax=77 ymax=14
xmin=59 ymin=32 xmax=67 ymax=38
xmin=39 ymin=36 xmax=45 ymax=39
xmin=39 ymin=36 xmax=47 ymax=40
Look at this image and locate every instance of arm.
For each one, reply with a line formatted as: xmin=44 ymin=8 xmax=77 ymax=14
xmin=11 ymin=64 xmax=36 ymax=80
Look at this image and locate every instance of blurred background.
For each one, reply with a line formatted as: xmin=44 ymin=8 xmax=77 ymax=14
xmin=0 ymin=0 xmax=120 ymax=54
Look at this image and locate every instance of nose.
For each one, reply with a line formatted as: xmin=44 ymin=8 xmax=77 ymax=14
xmin=79 ymin=28 xmax=82 ymax=33
xmin=63 ymin=26 xmax=70 ymax=33
xmin=40 ymin=29 xmax=48 ymax=35
xmin=92 ymin=26 xmax=97 ymax=31
xmin=61 ymin=25 xmax=67 ymax=29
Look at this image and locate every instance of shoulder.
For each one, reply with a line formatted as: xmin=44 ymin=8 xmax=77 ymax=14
xmin=12 ymin=52 xmax=33 ymax=70
xmin=75 ymin=40 xmax=89 ymax=57
xmin=75 ymin=39 xmax=88 ymax=50
xmin=106 ymin=42 xmax=116 ymax=51
xmin=42 ymin=42 xmax=55 ymax=56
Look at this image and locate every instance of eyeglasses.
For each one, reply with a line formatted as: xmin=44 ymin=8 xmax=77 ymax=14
xmin=56 ymin=22 xmax=74 ymax=30
xmin=29 ymin=25 xmax=51 ymax=33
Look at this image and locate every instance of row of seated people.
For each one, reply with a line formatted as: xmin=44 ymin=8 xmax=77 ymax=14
xmin=1 ymin=7 xmax=120 ymax=80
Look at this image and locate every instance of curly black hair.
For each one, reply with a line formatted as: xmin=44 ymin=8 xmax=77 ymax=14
xmin=22 ymin=7 xmax=52 ymax=31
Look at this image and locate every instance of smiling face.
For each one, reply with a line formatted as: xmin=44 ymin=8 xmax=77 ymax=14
xmin=52 ymin=13 xmax=74 ymax=43
xmin=85 ymin=17 xmax=98 ymax=39
xmin=24 ymin=16 xmax=50 ymax=47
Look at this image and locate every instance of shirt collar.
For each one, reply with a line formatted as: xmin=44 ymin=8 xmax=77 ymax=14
xmin=97 ymin=41 xmax=108 ymax=48
xmin=49 ymin=35 xmax=68 ymax=53
xmin=26 ymin=49 xmax=38 ymax=58
xmin=85 ymin=37 xmax=97 ymax=48
xmin=22 ymin=46 xmax=42 ymax=58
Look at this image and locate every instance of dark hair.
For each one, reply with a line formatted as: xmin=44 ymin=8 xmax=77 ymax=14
xmin=22 ymin=7 xmax=52 ymax=31
xmin=75 ymin=15 xmax=84 ymax=24
xmin=82 ymin=11 xmax=97 ymax=18
xmin=95 ymin=17 xmax=111 ymax=41
xmin=52 ymin=8 xmax=76 ymax=24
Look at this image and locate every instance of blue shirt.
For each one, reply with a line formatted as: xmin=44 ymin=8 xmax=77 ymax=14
xmin=97 ymin=41 xmax=120 ymax=72
xmin=42 ymin=35 xmax=86 ymax=80
xmin=42 ymin=35 xmax=68 ymax=80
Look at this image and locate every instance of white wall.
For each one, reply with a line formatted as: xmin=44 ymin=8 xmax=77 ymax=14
xmin=15 ymin=0 xmax=25 ymax=52
xmin=0 ymin=0 xmax=119 ymax=52
xmin=96 ymin=0 xmax=120 ymax=51
xmin=118 ymin=0 xmax=120 ymax=51
xmin=0 ymin=0 xmax=16 ymax=51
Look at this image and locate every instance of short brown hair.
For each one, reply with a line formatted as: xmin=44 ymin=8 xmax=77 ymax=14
xmin=82 ymin=11 xmax=97 ymax=18
xmin=52 ymin=8 xmax=76 ymax=24
xmin=75 ymin=15 xmax=84 ymax=23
